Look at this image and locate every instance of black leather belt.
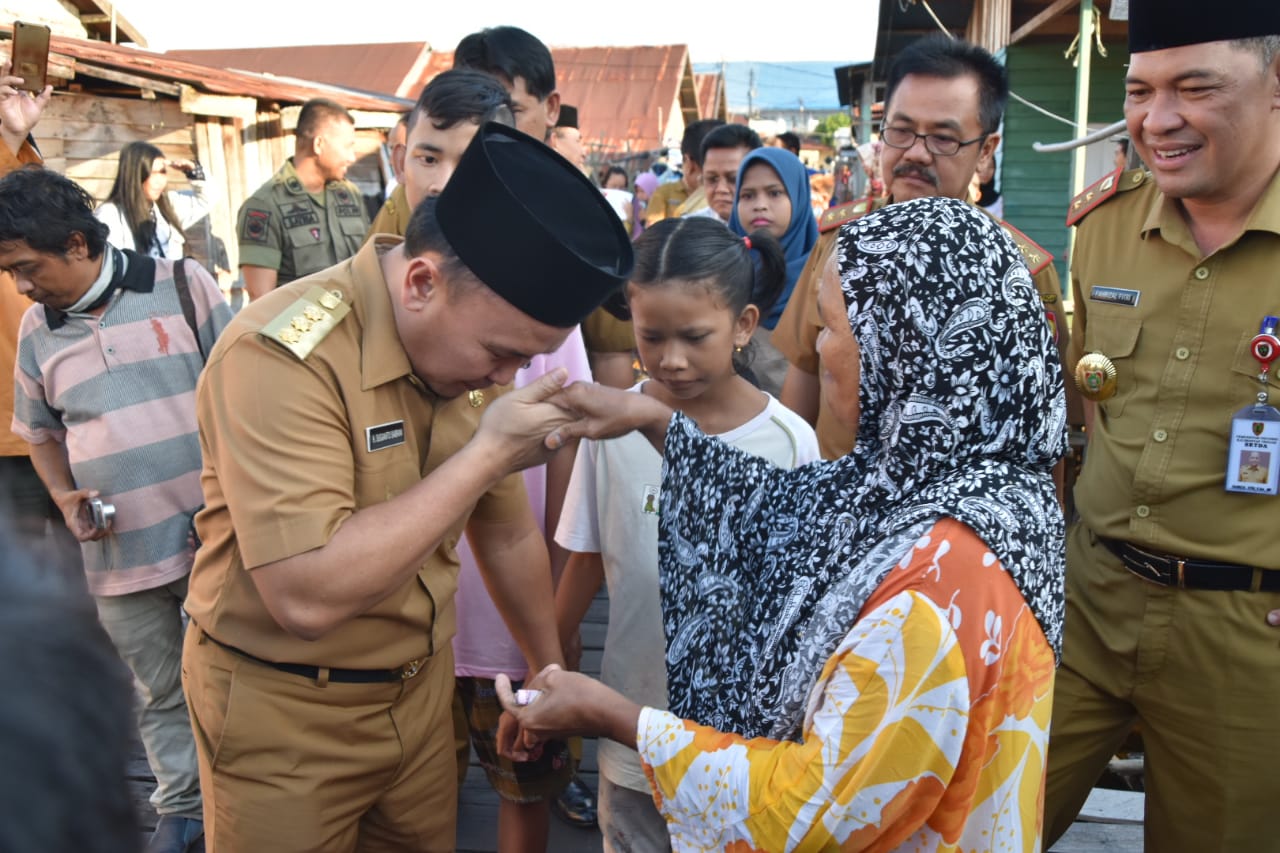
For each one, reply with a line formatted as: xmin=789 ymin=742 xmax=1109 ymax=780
xmin=1099 ymin=537 xmax=1280 ymax=592
xmin=200 ymin=628 xmax=426 ymax=683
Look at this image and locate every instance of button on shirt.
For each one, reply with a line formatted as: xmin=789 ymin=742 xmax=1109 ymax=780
xmin=1068 ymin=170 xmax=1280 ymax=568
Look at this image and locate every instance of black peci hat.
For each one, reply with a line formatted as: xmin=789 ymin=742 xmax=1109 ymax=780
xmin=1128 ymin=0 xmax=1280 ymax=53
xmin=436 ymin=122 xmax=633 ymax=328
xmin=556 ymin=105 xmax=579 ymax=129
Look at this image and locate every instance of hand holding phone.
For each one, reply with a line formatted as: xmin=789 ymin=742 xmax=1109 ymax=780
xmin=10 ymin=21 xmax=50 ymax=94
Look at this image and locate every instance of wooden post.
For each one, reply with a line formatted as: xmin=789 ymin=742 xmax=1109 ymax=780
xmin=1072 ymin=0 xmax=1095 ymax=196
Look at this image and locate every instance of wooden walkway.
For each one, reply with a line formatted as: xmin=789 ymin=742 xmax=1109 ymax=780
xmin=130 ymin=588 xmax=1140 ymax=852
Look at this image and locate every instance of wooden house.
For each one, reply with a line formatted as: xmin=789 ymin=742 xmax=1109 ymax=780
xmin=1 ymin=28 xmax=409 ymax=286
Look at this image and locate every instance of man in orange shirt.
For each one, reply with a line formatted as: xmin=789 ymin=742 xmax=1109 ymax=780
xmin=0 ymin=61 xmax=74 ymax=573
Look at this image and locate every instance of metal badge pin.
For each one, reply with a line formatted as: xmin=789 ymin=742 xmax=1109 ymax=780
xmin=1074 ymin=352 xmax=1118 ymax=401
xmin=468 ymin=390 xmax=484 ymax=408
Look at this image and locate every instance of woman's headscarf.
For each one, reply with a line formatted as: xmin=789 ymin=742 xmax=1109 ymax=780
xmin=728 ymin=147 xmax=818 ymax=329
xmin=657 ymin=196 xmax=1067 ymax=740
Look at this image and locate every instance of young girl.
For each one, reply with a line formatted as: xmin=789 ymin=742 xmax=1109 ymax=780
xmin=554 ymin=217 xmax=819 ymax=853
xmin=96 ymin=141 xmax=212 ymax=259
xmin=728 ymin=147 xmax=818 ymax=395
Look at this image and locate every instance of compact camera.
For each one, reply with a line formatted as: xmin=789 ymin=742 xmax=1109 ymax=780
xmin=82 ymin=497 xmax=115 ymax=532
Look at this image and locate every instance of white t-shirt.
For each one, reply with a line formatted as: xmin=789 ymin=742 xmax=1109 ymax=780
xmin=451 ymin=325 xmax=594 ymax=678
xmin=555 ymin=384 xmax=819 ymax=791
xmin=95 ymin=184 xmax=213 ymax=260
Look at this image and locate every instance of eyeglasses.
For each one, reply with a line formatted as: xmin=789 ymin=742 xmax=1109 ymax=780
xmin=880 ymin=125 xmax=987 ymax=157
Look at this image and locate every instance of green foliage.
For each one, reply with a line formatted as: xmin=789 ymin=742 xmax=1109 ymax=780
xmin=814 ymin=113 xmax=852 ymax=147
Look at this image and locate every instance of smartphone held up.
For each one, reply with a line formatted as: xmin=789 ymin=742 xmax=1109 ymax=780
xmin=10 ymin=21 xmax=51 ymax=93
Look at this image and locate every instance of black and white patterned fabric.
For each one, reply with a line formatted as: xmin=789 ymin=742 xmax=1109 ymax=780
xmin=657 ymin=196 xmax=1067 ymax=740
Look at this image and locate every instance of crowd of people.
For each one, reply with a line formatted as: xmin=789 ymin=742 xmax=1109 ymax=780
xmin=1 ymin=1 xmax=1278 ymax=852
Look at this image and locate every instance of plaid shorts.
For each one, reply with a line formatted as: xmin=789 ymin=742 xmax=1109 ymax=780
xmin=455 ymin=675 xmax=574 ymax=804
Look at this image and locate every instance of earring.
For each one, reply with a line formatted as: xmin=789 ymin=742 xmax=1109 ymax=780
xmin=734 ymin=345 xmax=744 ymax=353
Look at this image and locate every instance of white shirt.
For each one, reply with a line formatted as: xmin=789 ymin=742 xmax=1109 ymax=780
xmin=96 ymin=182 xmax=213 ymax=260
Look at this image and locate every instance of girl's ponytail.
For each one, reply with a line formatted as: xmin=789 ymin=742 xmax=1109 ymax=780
xmin=742 ymin=228 xmax=786 ymax=321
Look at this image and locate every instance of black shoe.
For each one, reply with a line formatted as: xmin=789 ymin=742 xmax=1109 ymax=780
xmin=146 ymin=816 xmax=205 ymax=853
xmin=553 ymin=774 xmax=597 ymax=828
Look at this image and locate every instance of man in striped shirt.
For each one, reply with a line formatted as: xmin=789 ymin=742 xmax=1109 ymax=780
xmin=2 ymin=168 xmax=230 ymax=853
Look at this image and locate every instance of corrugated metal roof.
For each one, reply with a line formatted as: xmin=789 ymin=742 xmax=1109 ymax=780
xmin=426 ymin=45 xmax=697 ymax=156
xmin=43 ymin=33 xmax=411 ymax=112
xmin=165 ymin=43 xmax=434 ymax=99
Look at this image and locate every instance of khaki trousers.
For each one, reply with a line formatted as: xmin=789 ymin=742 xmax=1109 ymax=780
xmin=182 ymin=624 xmax=456 ymax=852
xmin=1043 ymin=523 xmax=1280 ymax=852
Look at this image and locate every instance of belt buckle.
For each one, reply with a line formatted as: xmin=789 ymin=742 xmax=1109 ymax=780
xmin=1175 ymin=558 xmax=1186 ymax=588
xmin=399 ymin=658 xmax=425 ymax=680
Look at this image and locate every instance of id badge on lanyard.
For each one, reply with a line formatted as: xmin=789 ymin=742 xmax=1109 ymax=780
xmin=1226 ymin=316 xmax=1280 ymax=496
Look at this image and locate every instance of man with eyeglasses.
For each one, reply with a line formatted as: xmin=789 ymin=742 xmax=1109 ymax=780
xmin=774 ymin=35 xmax=1075 ymax=463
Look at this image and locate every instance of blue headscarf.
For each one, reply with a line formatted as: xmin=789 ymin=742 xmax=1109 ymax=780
xmin=728 ymin=147 xmax=819 ymax=329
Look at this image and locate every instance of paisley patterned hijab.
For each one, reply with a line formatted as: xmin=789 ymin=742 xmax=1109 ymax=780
xmin=657 ymin=196 xmax=1067 ymax=740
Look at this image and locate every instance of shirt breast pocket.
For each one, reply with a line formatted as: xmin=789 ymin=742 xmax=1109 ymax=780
xmin=1083 ymin=311 xmax=1141 ymax=418
xmin=287 ymin=226 xmax=332 ymax=274
xmin=352 ymin=448 xmax=419 ymax=508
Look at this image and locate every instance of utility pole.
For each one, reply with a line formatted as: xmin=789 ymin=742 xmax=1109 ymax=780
xmin=747 ymin=67 xmax=755 ymax=119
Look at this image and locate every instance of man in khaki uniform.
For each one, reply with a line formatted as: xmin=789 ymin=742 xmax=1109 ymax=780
xmin=774 ymin=36 xmax=1073 ymax=461
xmin=237 ymin=98 xmax=369 ymax=301
xmin=1042 ymin=5 xmax=1280 ymax=850
xmin=645 ymin=119 xmax=723 ymax=226
xmin=183 ymin=122 xmax=633 ymax=851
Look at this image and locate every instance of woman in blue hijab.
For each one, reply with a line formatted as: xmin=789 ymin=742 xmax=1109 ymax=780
xmin=728 ymin=147 xmax=819 ymax=330
xmin=728 ymin=147 xmax=819 ymax=393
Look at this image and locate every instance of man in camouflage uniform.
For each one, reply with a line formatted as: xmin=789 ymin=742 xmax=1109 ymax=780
xmin=237 ymin=98 xmax=369 ymax=301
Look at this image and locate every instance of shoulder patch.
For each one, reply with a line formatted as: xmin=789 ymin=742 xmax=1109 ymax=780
xmin=999 ymin=220 xmax=1054 ymax=276
xmin=819 ymin=198 xmax=870 ymax=233
xmin=241 ymin=209 xmax=270 ymax=244
xmin=1066 ymin=167 xmax=1150 ymax=227
xmin=259 ymin=286 xmax=351 ymax=360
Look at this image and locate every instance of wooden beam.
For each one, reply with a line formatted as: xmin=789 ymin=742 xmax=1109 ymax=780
xmin=1010 ymin=0 xmax=1080 ymax=45
xmin=179 ymin=85 xmax=257 ymax=121
xmin=73 ymin=62 xmax=180 ymax=96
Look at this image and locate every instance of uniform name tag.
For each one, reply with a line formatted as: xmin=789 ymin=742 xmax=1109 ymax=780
xmin=366 ymin=420 xmax=406 ymax=453
xmin=1090 ymin=285 xmax=1141 ymax=307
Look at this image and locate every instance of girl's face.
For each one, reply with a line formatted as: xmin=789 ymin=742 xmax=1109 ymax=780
xmin=736 ymin=162 xmax=791 ymax=240
xmin=604 ymin=171 xmax=628 ymax=190
xmin=628 ymin=279 xmax=756 ymax=402
xmin=143 ymin=157 xmax=168 ymax=203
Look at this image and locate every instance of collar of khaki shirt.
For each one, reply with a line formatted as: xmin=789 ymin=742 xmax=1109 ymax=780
xmin=350 ymin=235 xmax=423 ymax=394
xmin=1140 ymin=164 xmax=1280 ymax=255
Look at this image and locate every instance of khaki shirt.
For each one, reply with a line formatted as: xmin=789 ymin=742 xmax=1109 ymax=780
xmin=236 ymin=158 xmax=370 ymax=286
xmin=644 ymin=180 xmax=689 ymax=226
xmin=187 ymin=237 xmax=526 ymax=667
xmin=1068 ymin=167 xmax=1280 ymax=568
xmin=367 ymin=183 xmax=412 ymax=242
xmin=0 ymin=139 xmax=43 ymax=457
xmin=773 ymin=199 xmax=1066 ymax=460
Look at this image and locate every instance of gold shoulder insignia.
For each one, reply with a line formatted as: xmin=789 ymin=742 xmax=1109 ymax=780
xmin=259 ymin=286 xmax=351 ymax=360
xmin=819 ymin=198 xmax=871 ymax=233
xmin=998 ymin=220 xmax=1055 ymax=276
xmin=1066 ymin=167 xmax=1149 ymax=227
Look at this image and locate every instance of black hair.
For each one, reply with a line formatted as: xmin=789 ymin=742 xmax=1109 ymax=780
xmin=0 ymin=168 xmax=109 ymax=259
xmin=453 ymin=26 xmax=557 ymax=100
xmin=625 ymin=218 xmax=785 ymax=374
xmin=402 ymin=196 xmax=476 ymax=294
xmin=407 ymin=69 xmax=515 ymax=133
xmin=681 ymin=119 xmax=725 ymax=165
xmin=699 ymin=124 xmax=764 ymax=164
xmin=885 ymin=35 xmax=1009 ymax=135
xmin=600 ymin=165 xmax=628 ymax=188
xmin=0 ymin=524 xmax=138 ymax=853
xmin=776 ymin=131 xmax=801 ymax=155
xmin=296 ymin=98 xmax=355 ymax=154
xmin=104 ymin=140 xmax=184 ymax=254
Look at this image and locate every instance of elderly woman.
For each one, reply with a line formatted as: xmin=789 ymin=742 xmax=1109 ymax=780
xmin=501 ymin=196 xmax=1067 ymax=852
